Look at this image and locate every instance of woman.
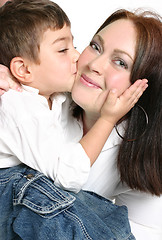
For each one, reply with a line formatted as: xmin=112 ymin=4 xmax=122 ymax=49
xmin=0 ymin=7 xmax=161 ymax=240
xmin=0 ymin=1 xmax=139 ymax=239
xmin=72 ymin=9 xmax=162 ymax=240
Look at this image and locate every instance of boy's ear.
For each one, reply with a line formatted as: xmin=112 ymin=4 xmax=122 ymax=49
xmin=10 ymin=57 xmax=32 ymax=84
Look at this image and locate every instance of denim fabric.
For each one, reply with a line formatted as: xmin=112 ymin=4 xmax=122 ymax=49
xmin=0 ymin=164 xmax=135 ymax=240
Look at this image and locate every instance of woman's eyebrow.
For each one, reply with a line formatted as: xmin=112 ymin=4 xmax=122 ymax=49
xmin=114 ymin=49 xmax=134 ymax=61
xmin=94 ymin=35 xmax=134 ymax=61
xmin=94 ymin=34 xmax=104 ymax=46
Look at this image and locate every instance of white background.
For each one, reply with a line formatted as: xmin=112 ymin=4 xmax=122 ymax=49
xmin=52 ymin=0 xmax=162 ymax=52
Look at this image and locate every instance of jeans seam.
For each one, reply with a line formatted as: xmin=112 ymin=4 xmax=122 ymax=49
xmin=125 ymin=233 xmax=136 ymax=240
xmin=31 ymin=181 xmax=73 ymax=205
xmin=0 ymin=172 xmax=23 ymax=185
xmin=16 ymin=172 xmax=44 ymax=200
xmin=15 ymin=196 xmax=73 ymax=215
xmin=38 ymin=176 xmax=75 ymax=201
xmin=65 ymin=209 xmax=93 ymax=240
xmin=13 ymin=174 xmax=75 ymax=215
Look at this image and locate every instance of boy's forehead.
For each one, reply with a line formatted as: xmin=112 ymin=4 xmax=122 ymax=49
xmin=44 ymin=25 xmax=73 ymax=40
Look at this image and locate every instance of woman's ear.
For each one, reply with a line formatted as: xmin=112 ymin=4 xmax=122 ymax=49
xmin=10 ymin=57 xmax=33 ymax=84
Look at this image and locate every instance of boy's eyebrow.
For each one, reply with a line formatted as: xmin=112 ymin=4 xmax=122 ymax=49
xmin=52 ymin=35 xmax=74 ymax=44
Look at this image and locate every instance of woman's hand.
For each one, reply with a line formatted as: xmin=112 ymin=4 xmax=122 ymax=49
xmin=101 ymin=79 xmax=148 ymax=125
xmin=0 ymin=64 xmax=22 ymax=96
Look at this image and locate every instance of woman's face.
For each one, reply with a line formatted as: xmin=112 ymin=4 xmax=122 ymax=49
xmin=72 ymin=19 xmax=137 ymax=115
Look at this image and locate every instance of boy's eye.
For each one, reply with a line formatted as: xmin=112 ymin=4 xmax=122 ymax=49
xmin=112 ymin=59 xmax=128 ymax=69
xmin=89 ymin=41 xmax=101 ymax=53
xmin=58 ymin=48 xmax=69 ymax=53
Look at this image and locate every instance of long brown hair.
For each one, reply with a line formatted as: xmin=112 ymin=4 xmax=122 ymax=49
xmin=97 ymin=9 xmax=162 ymax=196
xmin=73 ymin=9 xmax=162 ymax=196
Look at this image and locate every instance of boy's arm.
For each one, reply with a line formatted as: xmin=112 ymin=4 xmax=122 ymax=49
xmin=80 ymin=79 xmax=148 ymax=166
xmin=0 ymin=92 xmax=90 ymax=193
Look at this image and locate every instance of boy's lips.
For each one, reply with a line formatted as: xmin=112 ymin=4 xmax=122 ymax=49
xmin=80 ymin=74 xmax=101 ymax=89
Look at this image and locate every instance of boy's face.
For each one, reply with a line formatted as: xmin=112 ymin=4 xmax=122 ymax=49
xmin=29 ymin=25 xmax=79 ymax=98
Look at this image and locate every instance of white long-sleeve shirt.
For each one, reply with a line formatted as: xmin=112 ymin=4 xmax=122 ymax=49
xmin=83 ymin=128 xmax=162 ymax=240
xmin=0 ymin=86 xmax=161 ymax=239
xmin=0 ymin=85 xmax=90 ymax=192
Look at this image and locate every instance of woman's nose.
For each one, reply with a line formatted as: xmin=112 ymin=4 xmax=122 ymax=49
xmin=88 ymin=56 xmax=107 ymax=75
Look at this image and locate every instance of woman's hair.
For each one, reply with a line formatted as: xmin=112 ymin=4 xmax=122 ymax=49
xmin=0 ymin=0 xmax=71 ymax=67
xmin=74 ymin=9 xmax=162 ymax=196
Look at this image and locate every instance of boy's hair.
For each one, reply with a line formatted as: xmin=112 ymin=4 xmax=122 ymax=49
xmin=0 ymin=0 xmax=71 ymax=67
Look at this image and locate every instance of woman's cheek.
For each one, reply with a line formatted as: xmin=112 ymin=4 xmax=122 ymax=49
xmin=105 ymin=74 xmax=131 ymax=96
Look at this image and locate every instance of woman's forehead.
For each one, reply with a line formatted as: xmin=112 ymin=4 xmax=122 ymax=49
xmin=96 ymin=19 xmax=136 ymax=59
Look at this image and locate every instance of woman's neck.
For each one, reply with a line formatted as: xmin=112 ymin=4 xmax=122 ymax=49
xmin=82 ymin=111 xmax=100 ymax=135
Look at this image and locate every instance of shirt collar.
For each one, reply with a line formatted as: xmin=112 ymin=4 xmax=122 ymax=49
xmin=50 ymin=92 xmax=67 ymax=105
xmin=101 ymin=121 xmax=126 ymax=151
xmin=21 ymin=84 xmax=40 ymax=94
xmin=21 ymin=84 xmax=67 ymax=105
xmin=21 ymin=84 xmax=124 ymax=149
xmin=102 ymin=127 xmax=122 ymax=151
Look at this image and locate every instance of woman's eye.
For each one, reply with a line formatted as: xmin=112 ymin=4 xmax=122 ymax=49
xmin=113 ymin=59 xmax=128 ymax=69
xmin=89 ymin=41 xmax=101 ymax=53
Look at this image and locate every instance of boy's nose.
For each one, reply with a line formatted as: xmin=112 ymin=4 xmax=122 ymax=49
xmin=73 ymin=49 xmax=80 ymax=63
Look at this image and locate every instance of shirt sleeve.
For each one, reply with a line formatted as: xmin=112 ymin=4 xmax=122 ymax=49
xmin=54 ymin=142 xmax=91 ymax=192
xmin=0 ymin=97 xmax=90 ymax=193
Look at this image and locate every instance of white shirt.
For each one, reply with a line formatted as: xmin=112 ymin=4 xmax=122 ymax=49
xmin=0 ymin=86 xmax=161 ymax=239
xmin=0 ymin=86 xmax=90 ymax=192
xmin=83 ymin=128 xmax=162 ymax=240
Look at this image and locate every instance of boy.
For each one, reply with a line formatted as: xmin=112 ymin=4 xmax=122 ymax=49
xmin=0 ymin=0 xmax=147 ymax=192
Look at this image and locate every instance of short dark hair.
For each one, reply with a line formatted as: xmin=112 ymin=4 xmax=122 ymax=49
xmin=0 ymin=0 xmax=71 ymax=67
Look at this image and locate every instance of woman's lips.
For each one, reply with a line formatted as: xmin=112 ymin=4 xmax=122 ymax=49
xmin=80 ymin=74 xmax=101 ymax=89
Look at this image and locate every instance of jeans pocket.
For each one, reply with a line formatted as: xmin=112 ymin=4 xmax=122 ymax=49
xmin=13 ymin=170 xmax=75 ymax=218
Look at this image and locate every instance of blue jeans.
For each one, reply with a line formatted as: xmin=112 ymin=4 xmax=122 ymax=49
xmin=0 ymin=164 xmax=135 ymax=240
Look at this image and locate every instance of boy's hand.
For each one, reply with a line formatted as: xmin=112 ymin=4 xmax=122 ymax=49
xmin=0 ymin=64 xmax=22 ymax=96
xmin=101 ymin=79 xmax=148 ymax=125
xmin=0 ymin=78 xmax=9 ymax=96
